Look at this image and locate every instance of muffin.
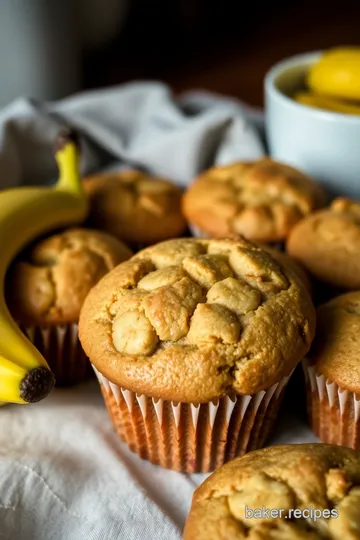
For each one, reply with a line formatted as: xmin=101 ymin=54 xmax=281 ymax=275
xmin=182 ymin=158 xmax=325 ymax=244
xmin=304 ymin=291 xmax=360 ymax=449
xmin=7 ymin=228 xmax=132 ymax=386
xmin=79 ymin=237 xmax=315 ymax=472
xmin=184 ymin=443 xmax=360 ymax=539
xmin=83 ymin=169 xmax=187 ymax=247
xmin=287 ymin=198 xmax=360 ymax=290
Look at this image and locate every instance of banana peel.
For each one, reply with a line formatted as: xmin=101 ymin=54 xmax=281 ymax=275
xmin=294 ymin=91 xmax=360 ymax=115
xmin=307 ymin=47 xmax=360 ymax=101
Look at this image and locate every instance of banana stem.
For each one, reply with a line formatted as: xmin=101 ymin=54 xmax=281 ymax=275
xmin=54 ymin=129 xmax=84 ymax=196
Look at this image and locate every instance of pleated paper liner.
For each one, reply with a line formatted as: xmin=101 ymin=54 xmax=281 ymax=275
xmin=93 ymin=365 xmax=292 ymax=472
xmin=303 ymin=359 xmax=360 ymax=449
xmin=22 ymin=324 xmax=93 ymax=386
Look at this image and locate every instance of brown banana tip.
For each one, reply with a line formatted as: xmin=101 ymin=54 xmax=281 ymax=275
xmin=20 ymin=367 xmax=55 ymax=403
xmin=54 ymin=128 xmax=80 ymax=154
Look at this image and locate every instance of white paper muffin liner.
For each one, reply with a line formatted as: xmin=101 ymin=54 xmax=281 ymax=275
xmin=93 ymin=365 xmax=293 ymax=472
xmin=22 ymin=323 xmax=92 ymax=386
xmin=303 ymin=359 xmax=360 ymax=448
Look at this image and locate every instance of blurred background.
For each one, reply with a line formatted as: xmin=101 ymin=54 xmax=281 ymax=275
xmin=1 ymin=0 xmax=360 ymax=109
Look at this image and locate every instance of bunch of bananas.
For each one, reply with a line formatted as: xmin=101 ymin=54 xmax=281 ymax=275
xmin=294 ymin=47 xmax=360 ymax=115
xmin=0 ymin=130 xmax=88 ymax=404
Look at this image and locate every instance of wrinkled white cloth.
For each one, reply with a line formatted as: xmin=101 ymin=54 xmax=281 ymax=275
xmin=0 ymin=83 xmax=317 ymax=540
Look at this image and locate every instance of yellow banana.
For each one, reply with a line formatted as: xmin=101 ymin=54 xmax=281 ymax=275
xmin=307 ymin=47 xmax=360 ymax=101
xmin=0 ymin=130 xmax=88 ymax=404
xmin=294 ymin=91 xmax=360 ymax=116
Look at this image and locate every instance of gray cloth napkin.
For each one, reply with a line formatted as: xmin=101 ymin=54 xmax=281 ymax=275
xmin=0 ymin=82 xmax=316 ymax=540
xmin=0 ymin=82 xmax=265 ymax=189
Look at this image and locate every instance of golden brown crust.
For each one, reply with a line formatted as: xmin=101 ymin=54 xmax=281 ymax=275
xmin=79 ymin=237 xmax=315 ymax=402
xmin=258 ymin=245 xmax=312 ymax=296
xmin=308 ymin=291 xmax=360 ymax=393
xmin=83 ymin=169 xmax=187 ymax=245
xmin=287 ymin=198 xmax=360 ymax=289
xmin=182 ymin=158 xmax=325 ymax=243
xmin=184 ymin=444 xmax=360 ymax=540
xmin=7 ymin=228 xmax=133 ymax=325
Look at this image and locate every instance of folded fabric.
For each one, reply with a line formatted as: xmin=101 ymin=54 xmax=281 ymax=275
xmin=0 ymin=81 xmax=265 ymax=190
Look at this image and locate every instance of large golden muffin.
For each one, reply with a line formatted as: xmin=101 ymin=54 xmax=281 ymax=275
xmin=184 ymin=443 xmax=360 ymax=540
xmin=287 ymin=198 xmax=360 ymax=290
xmin=182 ymin=158 xmax=325 ymax=243
xmin=83 ymin=169 xmax=187 ymax=245
xmin=7 ymin=228 xmax=133 ymax=326
xmin=79 ymin=237 xmax=315 ymax=402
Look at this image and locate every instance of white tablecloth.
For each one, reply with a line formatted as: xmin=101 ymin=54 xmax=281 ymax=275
xmin=0 ymin=378 xmax=317 ymax=540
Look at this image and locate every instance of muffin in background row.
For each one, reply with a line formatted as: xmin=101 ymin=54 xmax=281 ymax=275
xmin=79 ymin=237 xmax=315 ymax=472
xmin=305 ymin=291 xmax=360 ymax=450
xmin=288 ymin=197 xmax=360 ymax=291
xmin=182 ymin=157 xmax=326 ymax=244
xmin=184 ymin=443 xmax=360 ymax=539
xmin=83 ymin=169 xmax=187 ymax=247
xmin=6 ymin=228 xmax=132 ymax=386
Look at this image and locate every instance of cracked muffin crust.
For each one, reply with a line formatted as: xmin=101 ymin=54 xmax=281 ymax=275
xmin=287 ymin=198 xmax=360 ymax=289
xmin=83 ymin=169 xmax=187 ymax=245
xmin=7 ymin=228 xmax=133 ymax=326
xmin=184 ymin=444 xmax=360 ymax=540
xmin=182 ymin=158 xmax=325 ymax=243
xmin=258 ymin=245 xmax=312 ymax=296
xmin=79 ymin=237 xmax=315 ymax=402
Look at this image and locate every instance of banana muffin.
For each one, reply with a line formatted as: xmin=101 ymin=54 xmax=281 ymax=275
xmin=83 ymin=169 xmax=187 ymax=246
xmin=182 ymin=158 xmax=325 ymax=243
xmin=79 ymin=237 xmax=315 ymax=472
xmin=287 ymin=198 xmax=360 ymax=290
xmin=304 ymin=291 xmax=360 ymax=450
xmin=184 ymin=443 xmax=360 ymax=539
xmin=7 ymin=228 xmax=132 ymax=385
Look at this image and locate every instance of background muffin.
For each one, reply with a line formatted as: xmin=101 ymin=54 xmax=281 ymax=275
xmin=79 ymin=237 xmax=315 ymax=472
xmin=287 ymin=198 xmax=360 ymax=291
xmin=83 ymin=169 xmax=187 ymax=246
xmin=304 ymin=291 xmax=360 ymax=450
xmin=7 ymin=228 xmax=132 ymax=386
xmin=184 ymin=443 xmax=360 ymax=539
xmin=182 ymin=158 xmax=325 ymax=244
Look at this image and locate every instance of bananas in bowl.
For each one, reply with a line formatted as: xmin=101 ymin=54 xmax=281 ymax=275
xmin=294 ymin=47 xmax=360 ymax=115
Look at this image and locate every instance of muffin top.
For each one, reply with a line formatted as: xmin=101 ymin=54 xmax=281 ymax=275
xmin=182 ymin=158 xmax=325 ymax=243
xmin=7 ymin=228 xmax=133 ymax=326
xmin=309 ymin=291 xmax=360 ymax=393
xmin=79 ymin=237 xmax=315 ymax=402
xmin=83 ymin=169 xmax=187 ymax=245
xmin=184 ymin=443 xmax=360 ymax=540
xmin=259 ymin=244 xmax=312 ymax=296
xmin=287 ymin=198 xmax=360 ymax=289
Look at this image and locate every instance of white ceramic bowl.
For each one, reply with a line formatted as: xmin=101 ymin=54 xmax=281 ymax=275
xmin=265 ymin=51 xmax=360 ymax=198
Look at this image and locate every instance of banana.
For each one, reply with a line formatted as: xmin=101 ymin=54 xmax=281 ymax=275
xmin=307 ymin=47 xmax=360 ymax=101
xmin=0 ymin=129 xmax=88 ymax=404
xmin=294 ymin=91 xmax=360 ymax=116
